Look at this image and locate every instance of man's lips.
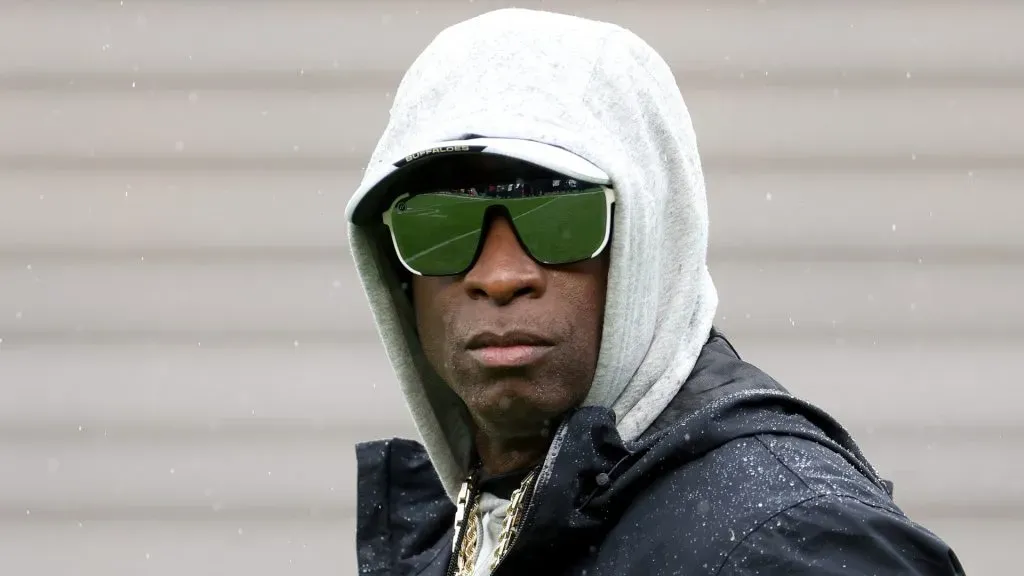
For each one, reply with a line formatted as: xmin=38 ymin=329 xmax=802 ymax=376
xmin=468 ymin=344 xmax=552 ymax=368
xmin=465 ymin=330 xmax=555 ymax=349
xmin=465 ymin=331 xmax=554 ymax=368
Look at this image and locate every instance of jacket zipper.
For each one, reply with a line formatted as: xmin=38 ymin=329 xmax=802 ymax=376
xmin=445 ymin=469 xmax=480 ymax=576
xmin=488 ymin=423 xmax=569 ymax=576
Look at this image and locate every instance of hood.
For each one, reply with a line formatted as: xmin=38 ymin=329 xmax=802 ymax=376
xmin=346 ymin=8 xmax=718 ymax=500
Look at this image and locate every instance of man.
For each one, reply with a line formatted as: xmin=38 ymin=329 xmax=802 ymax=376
xmin=345 ymin=8 xmax=965 ymax=576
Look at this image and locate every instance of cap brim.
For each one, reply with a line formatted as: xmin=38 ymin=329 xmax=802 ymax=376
xmin=345 ymin=137 xmax=610 ymax=225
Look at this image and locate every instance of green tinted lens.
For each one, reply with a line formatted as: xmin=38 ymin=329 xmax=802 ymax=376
xmin=387 ymin=187 xmax=610 ymax=276
xmin=389 ymin=193 xmax=486 ymax=276
xmin=503 ymin=188 xmax=609 ymax=264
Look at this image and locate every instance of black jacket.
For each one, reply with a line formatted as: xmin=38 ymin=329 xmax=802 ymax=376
xmin=356 ymin=331 xmax=966 ymax=575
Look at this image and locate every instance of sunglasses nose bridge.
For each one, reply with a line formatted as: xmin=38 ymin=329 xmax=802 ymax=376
xmin=473 ymin=205 xmax=532 ymax=264
xmin=463 ymin=210 xmax=547 ymax=303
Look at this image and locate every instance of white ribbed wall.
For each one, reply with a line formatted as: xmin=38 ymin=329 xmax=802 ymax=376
xmin=0 ymin=2 xmax=1021 ymax=574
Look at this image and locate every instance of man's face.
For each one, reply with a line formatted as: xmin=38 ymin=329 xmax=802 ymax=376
xmin=408 ymin=160 xmax=610 ymax=442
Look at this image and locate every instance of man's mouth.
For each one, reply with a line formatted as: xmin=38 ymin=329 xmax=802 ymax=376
xmin=465 ymin=330 xmax=554 ymax=368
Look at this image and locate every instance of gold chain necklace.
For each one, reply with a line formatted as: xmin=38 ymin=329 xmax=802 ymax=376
xmin=452 ymin=468 xmax=538 ymax=576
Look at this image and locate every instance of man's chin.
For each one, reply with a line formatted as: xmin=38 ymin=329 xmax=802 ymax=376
xmin=472 ymin=395 xmax=569 ymax=437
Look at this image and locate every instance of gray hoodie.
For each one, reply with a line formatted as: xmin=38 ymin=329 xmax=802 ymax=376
xmin=346 ymin=9 xmax=718 ymax=561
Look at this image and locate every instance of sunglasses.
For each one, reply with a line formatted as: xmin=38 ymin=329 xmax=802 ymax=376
xmin=382 ymin=178 xmax=615 ymax=276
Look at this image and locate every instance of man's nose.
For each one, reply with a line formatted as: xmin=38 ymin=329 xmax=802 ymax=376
xmin=462 ymin=214 xmax=547 ymax=305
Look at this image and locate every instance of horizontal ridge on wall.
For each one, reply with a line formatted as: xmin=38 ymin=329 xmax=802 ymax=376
xmin=5 ymin=68 xmax=1024 ymax=92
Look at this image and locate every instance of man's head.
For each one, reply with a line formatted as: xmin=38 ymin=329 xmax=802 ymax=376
xmin=402 ymin=156 xmax=611 ymax=460
xmin=346 ymin=8 xmax=717 ymax=498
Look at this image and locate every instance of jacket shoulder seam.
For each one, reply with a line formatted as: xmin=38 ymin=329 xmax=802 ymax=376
xmin=711 ymin=493 xmax=824 ymax=576
xmin=754 ymin=434 xmax=899 ymax=514
xmin=753 ymin=435 xmax=815 ymax=493
xmin=713 ymin=492 xmax=909 ymax=576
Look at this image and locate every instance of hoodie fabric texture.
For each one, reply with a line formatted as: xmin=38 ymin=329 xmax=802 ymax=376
xmin=348 ymin=8 xmax=964 ymax=576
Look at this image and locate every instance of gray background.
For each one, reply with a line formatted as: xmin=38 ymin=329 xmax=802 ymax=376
xmin=0 ymin=1 xmax=1021 ymax=574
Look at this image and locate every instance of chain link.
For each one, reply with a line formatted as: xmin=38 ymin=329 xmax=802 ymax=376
xmin=452 ymin=468 xmax=538 ymax=576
